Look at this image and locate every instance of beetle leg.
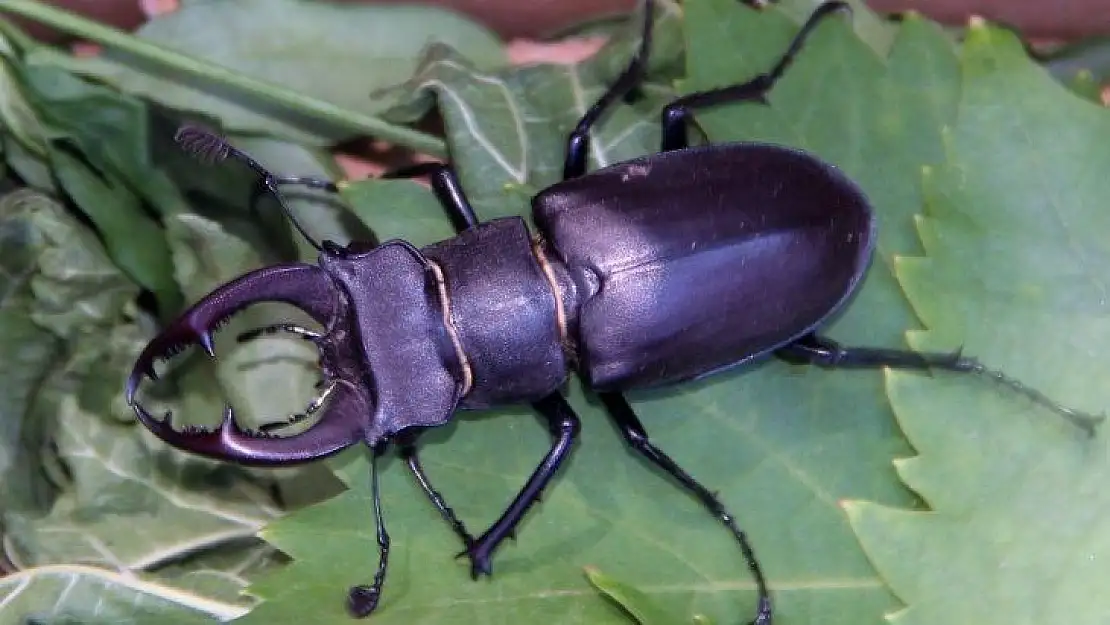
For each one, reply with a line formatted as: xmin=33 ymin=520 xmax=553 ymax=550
xmin=777 ymin=333 xmax=1105 ymax=435
xmin=563 ymin=0 xmax=655 ymax=180
xmin=659 ymin=0 xmax=852 ymax=152
xmin=347 ymin=444 xmax=392 ymax=618
xmin=381 ymin=163 xmax=481 ymax=230
xmin=462 ymin=392 xmax=581 ymax=577
xmin=597 ymin=391 xmax=773 ymax=625
xmin=396 ymin=440 xmax=477 ymax=549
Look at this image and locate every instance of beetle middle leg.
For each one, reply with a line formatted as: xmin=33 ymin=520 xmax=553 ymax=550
xmin=598 ymin=392 xmax=772 ymax=625
xmin=777 ymin=333 xmax=1104 ymax=434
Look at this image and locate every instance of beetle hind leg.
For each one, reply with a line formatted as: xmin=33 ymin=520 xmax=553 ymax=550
xmin=659 ymin=0 xmax=851 ymax=152
xmin=777 ymin=333 xmax=1105 ymax=435
xmin=597 ymin=392 xmax=772 ymax=625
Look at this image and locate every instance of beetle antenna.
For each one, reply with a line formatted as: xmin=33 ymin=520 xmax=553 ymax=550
xmin=173 ymin=125 xmax=326 ymax=252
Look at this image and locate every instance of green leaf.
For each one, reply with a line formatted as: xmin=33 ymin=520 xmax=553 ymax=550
xmin=585 ymin=566 xmax=687 ymax=625
xmin=339 ymin=178 xmax=457 ymax=247
xmin=846 ymin=21 xmax=1110 ymax=625
xmin=6 ymin=360 xmax=280 ymax=590
xmin=63 ymin=0 xmax=506 ymax=144
xmin=0 ymin=29 xmax=183 ymax=313
xmin=0 ymin=189 xmax=296 ymax=622
xmin=0 ymin=190 xmax=64 ymax=514
xmin=238 ymin=4 xmax=965 ymax=625
xmin=49 ymin=150 xmax=177 ymax=315
xmin=0 ymin=565 xmax=249 ymax=624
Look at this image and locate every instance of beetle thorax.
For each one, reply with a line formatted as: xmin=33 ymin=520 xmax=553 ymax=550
xmin=421 ymin=217 xmax=571 ymax=409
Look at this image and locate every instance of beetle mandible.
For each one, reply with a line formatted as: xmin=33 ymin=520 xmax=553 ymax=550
xmin=124 ymin=1 xmax=1102 ymax=623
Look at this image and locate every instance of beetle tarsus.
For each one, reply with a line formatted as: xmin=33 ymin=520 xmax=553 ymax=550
xmin=751 ymin=595 xmax=773 ymax=625
xmin=597 ymin=392 xmax=773 ymax=625
xmin=778 ymin=333 xmax=1105 ymax=435
xmin=346 ymin=584 xmax=381 ymax=618
xmin=457 ymin=541 xmax=495 ymax=579
xmin=955 ymin=357 xmax=1105 ymax=436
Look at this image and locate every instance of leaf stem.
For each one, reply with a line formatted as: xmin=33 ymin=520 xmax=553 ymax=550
xmin=0 ymin=0 xmax=448 ymax=157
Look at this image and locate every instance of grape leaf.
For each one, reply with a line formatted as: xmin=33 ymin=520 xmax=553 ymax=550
xmin=237 ymin=3 xmax=963 ymax=625
xmin=845 ymin=21 xmax=1110 ymax=625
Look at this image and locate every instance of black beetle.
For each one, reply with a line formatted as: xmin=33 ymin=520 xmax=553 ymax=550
xmin=124 ymin=1 xmax=1101 ymax=623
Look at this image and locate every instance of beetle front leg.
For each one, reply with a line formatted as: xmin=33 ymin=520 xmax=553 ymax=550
xmin=777 ymin=333 xmax=1104 ymax=435
xmin=380 ymin=163 xmax=480 ymax=230
xmin=463 ymin=392 xmax=581 ymax=577
xmin=597 ymin=391 xmax=773 ymax=625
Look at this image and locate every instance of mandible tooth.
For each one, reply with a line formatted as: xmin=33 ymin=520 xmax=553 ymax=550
xmin=198 ymin=332 xmax=217 ymax=358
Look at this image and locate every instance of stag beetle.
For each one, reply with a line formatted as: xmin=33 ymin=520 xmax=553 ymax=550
xmin=125 ymin=1 xmax=1102 ymax=623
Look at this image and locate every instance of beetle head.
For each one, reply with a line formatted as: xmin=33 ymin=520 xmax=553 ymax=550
xmin=125 ymin=261 xmax=374 ymax=466
xmin=127 ymin=126 xmax=465 ymax=466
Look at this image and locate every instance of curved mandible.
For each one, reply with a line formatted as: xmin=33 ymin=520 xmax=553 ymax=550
xmin=132 ymin=383 xmax=368 ymax=466
xmin=126 ymin=262 xmax=368 ymax=465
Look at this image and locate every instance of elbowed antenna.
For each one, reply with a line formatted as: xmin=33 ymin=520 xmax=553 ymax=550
xmin=174 ymin=125 xmax=328 ymax=252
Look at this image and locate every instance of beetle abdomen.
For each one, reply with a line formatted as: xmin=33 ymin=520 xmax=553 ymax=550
xmin=533 ymin=143 xmax=875 ymax=390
